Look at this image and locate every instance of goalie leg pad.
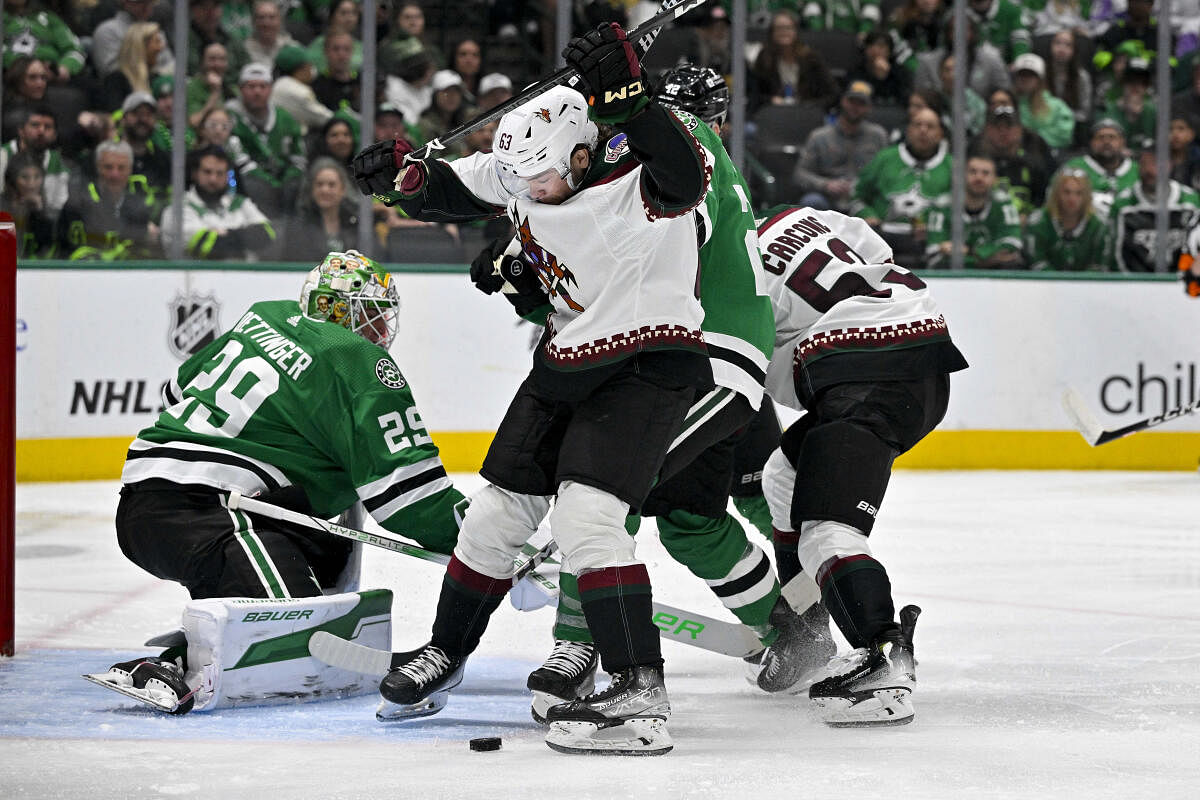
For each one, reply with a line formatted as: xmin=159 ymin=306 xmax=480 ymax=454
xmin=790 ymin=421 xmax=896 ymax=535
xmin=455 ymin=484 xmax=551 ymax=577
xmin=181 ymin=589 xmax=392 ymax=711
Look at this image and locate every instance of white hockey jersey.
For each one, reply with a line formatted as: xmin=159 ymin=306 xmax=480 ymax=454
xmin=758 ymin=206 xmax=954 ymax=411
xmin=447 ymin=151 xmax=706 ymax=369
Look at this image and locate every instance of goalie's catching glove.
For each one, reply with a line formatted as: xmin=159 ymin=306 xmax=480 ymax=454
xmin=469 ymin=237 xmax=542 ymax=296
xmin=563 ymin=22 xmax=649 ymax=123
xmin=352 ymin=138 xmax=426 ymax=198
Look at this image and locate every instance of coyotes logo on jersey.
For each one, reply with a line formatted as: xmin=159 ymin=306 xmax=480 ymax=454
xmin=516 ymin=214 xmax=585 ymax=312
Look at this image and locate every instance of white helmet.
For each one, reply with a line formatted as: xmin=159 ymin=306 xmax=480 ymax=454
xmin=492 ymin=84 xmax=598 ymax=195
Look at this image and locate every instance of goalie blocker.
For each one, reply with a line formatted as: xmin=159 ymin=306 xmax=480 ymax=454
xmin=84 ymin=590 xmax=392 ymax=713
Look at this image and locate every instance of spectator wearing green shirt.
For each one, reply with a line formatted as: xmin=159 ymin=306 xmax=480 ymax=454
xmin=852 ymin=105 xmax=952 ymax=266
xmin=1057 ymin=117 xmax=1139 ymax=220
xmin=925 ymin=153 xmax=1024 ymax=268
xmin=2 ymin=0 xmax=86 ymax=82
xmin=966 ymin=0 xmax=1032 ymax=62
xmin=1025 ymin=168 xmax=1110 ymax=271
xmin=1011 ymin=53 xmax=1076 ymax=150
xmin=1103 ymin=57 xmax=1157 ymax=143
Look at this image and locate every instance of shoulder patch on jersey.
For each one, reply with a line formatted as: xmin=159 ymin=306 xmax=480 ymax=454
xmin=287 ymin=315 xmax=300 ymax=326
xmin=604 ymin=133 xmax=629 ymax=163
xmin=375 ymin=358 xmax=406 ymax=389
xmin=676 ymin=111 xmax=700 ymax=131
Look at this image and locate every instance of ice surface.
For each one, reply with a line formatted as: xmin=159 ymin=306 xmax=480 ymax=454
xmin=3 ymin=472 xmax=1198 ymax=799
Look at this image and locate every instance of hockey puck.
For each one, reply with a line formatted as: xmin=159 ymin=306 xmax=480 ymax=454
xmin=469 ymin=737 xmax=502 ymax=752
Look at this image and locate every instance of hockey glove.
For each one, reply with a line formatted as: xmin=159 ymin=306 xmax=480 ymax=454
xmin=563 ymin=22 xmax=650 ymax=123
xmin=352 ymin=138 xmax=426 ymax=198
xmin=469 ymin=238 xmax=542 ymax=296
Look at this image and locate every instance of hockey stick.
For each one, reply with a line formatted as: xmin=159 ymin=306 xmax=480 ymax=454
xmin=226 ymin=492 xmax=556 ymax=584
xmin=407 ymin=0 xmax=711 ymax=162
xmin=1062 ymin=387 xmax=1200 ymax=446
xmin=309 ymin=599 xmax=764 ymax=679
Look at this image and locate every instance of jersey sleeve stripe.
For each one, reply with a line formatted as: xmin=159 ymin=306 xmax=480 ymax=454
xmin=365 ymin=474 xmax=455 ymax=522
xmin=126 ymin=438 xmax=290 ymax=486
xmin=121 ymin=446 xmax=288 ymax=495
xmin=356 ymin=456 xmax=449 ymax=500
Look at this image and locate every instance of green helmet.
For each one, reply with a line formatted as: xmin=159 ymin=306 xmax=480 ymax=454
xmin=300 ymin=250 xmax=400 ymax=348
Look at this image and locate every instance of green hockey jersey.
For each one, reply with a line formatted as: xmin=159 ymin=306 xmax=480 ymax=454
xmin=682 ymin=112 xmax=775 ymax=407
xmin=1024 ymin=209 xmax=1110 ymax=271
xmin=122 ymin=299 xmax=463 ymax=553
xmin=3 ymin=8 xmax=85 ymax=74
xmin=851 ymin=141 xmax=953 ymax=229
xmin=968 ymin=0 xmax=1032 ymax=60
xmin=802 ymin=0 xmax=882 ymax=35
xmin=925 ymin=190 xmax=1023 ymax=269
xmin=226 ymin=102 xmax=307 ymax=187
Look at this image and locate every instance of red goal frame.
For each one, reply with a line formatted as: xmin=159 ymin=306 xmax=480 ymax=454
xmin=1 ymin=213 xmax=15 ymax=656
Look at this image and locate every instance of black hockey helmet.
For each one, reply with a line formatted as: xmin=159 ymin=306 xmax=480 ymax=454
xmin=655 ymin=64 xmax=729 ymax=128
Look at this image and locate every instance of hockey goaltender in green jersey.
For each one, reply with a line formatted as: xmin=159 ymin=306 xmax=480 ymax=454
xmin=85 ymin=250 xmax=469 ymax=715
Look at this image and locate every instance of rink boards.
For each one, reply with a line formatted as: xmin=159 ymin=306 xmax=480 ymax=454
xmin=14 ymin=264 xmax=1200 ymax=478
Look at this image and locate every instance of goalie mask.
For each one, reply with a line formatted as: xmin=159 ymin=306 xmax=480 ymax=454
xmin=300 ymin=250 xmax=400 ymax=348
xmin=655 ymin=64 xmax=729 ymax=128
xmin=492 ymin=84 xmax=598 ymax=197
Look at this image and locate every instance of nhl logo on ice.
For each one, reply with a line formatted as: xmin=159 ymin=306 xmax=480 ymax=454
xmin=167 ymin=293 xmax=220 ymax=360
xmin=375 ymin=358 xmax=406 ymax=389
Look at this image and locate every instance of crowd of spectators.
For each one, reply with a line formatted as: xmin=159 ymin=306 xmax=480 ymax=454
xmin=4 ymin=0 xmax=1200 ymax=272
xmin=1 ymin=0 xmax=531 ymax=262
xmin=736 ymin=0 xmax=1200 ymax=271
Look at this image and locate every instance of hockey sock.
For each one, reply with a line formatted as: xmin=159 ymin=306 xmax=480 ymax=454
xmin=815 ymin=554 xmax=896 ymax=649
xmin=733 ymin=494 xmax=775 ymax=540
xmin=658 ymin=510 xmax=780 ymax=643
xmin=578 ymin=565 xmax=662 ymax=672
xmin=430 ymin=556 xmax=508 ymax=658
xmin=553 ymin=572 xmax=594 ymax=643
xmin=772 ymin=528 xmax=802 ymax=586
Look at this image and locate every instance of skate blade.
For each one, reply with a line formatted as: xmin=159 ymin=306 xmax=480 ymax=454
xmin=82 ymin=672 xmax=183 ymax=714
xmin=812 ymin=687 xmax=914 ymax=727
xmin=530 ymin=690 xmax=561 ymax=726
xmin=375 ymin=689 xmax=449 ymax=722
xmin=544 ymin=717 xmax=673 ymax=756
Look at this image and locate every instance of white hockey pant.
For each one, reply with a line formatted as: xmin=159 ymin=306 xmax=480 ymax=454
xmin=454 ymin=484 xmax=551 ymax=578
xmin=549 ymin=481 xmax=637 ymax=573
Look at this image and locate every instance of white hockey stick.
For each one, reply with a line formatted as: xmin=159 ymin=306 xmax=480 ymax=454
xmin=309 ymin=599 xmax=764 ymax=679
xmin=226 ymin=492 xmax=555 ymax=584
xmin=1062 ymin=387 xmax=1200 ymax=446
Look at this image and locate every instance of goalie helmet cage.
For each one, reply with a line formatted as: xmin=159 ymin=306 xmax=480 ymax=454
xmin=1 ymin=216 xmax=15 ymax=656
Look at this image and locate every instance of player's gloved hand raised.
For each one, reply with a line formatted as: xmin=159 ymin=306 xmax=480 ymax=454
xmin=469 ymin=238 xmax=541 ymax=296
xmin=563 ymin=22 xmax=649 ymax=123
xmin=352 ymin=138 xmax=426 ymax=197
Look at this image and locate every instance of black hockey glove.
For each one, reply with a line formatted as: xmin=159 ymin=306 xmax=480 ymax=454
xmin=563 ymin=22 xmax=649 ymax=124
xmin=352 ymin=138 xmax=426 ymax=198
xmin=469 ymin=238 xmax=542 ymax=296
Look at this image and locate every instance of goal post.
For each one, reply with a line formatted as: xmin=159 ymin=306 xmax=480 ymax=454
xmin=1 ymin=214 xmax=15 ymax=656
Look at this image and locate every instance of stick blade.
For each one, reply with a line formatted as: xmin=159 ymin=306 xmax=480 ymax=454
xmin=308 ymin=631 xmax=392 ymax=678
xmin=1062 ymin=387 xmax=1105 ymax=446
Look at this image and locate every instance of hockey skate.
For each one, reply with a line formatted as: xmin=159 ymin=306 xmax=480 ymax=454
xmin=809 ymin=605 xmax=921 ymax=727
xmin=82 ymin=656 xmax=196 ymax=715
xmin=376 ymin=643 xmax=464 ymax=722
xmin=528 ymin=640 xmax=599 ymax=725
xmin=543 ymin=665 xmax=673 ymax=756
xmin=756 ymin=597 xmax=837 ymax=694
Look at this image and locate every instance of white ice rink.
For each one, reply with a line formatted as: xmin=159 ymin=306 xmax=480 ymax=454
xmin=3 ymin=470 xmax=1199 ymax=799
